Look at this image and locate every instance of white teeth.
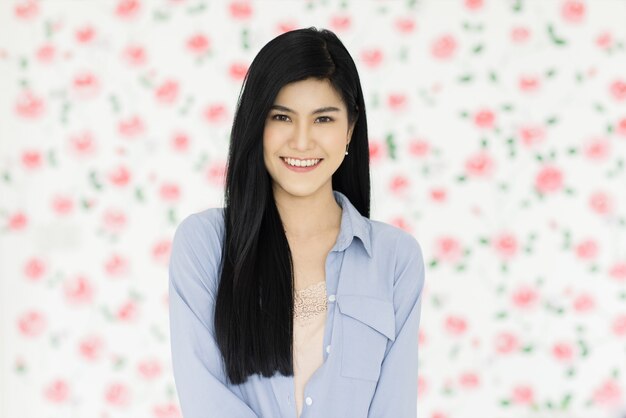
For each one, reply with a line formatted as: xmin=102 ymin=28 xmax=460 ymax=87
xmin=282 ymin=157 xmax=321 ymax=167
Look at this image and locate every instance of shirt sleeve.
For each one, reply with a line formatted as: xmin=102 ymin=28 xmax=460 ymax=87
xmin=168 ymin=213 xmax=259 ymax=418
xmin=367 ymin=232 xmax=426 ymax=418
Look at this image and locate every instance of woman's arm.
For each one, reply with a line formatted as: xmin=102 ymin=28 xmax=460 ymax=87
xmin=168 ymin=213 xmax=259 ymax=418
xmin=367 ymin=233 xmax=426 ymax=418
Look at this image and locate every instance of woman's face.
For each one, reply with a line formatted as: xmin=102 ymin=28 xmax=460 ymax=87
xmin=263 ymin=77 xmax=355 ymax=199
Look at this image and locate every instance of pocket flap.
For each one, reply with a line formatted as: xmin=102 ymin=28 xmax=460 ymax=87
xmin=336 ymin=294 xmax=396 ymax=342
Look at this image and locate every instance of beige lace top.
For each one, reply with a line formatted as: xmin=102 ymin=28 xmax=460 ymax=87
xmin=292 ymin=280 xmax=327 ymax=418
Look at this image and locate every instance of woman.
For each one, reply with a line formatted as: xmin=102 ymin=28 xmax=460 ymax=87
xmin=168 ymin=27 xmax=425 ymax=418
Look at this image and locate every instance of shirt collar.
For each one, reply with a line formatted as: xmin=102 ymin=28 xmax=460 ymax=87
xmin=332 ymin=190 xmax=373 ymax=258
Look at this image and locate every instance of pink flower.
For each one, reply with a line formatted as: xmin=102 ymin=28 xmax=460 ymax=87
xmin=228 ymin=62 xmax=248 ymax=82
xmin=21 ymin=149 xmax=43 ymax=169
xmin=115 ymin=0 xmax=141 ymax=19
xmin=608 ymin=262 xmax=626 ymax=281
xmin=389 ymin=175 xmax=410 ymax=195
xmin=458 ymin=372 xmax=480 ymax=388
xmin=512 ymin=385 xmax=534 ymax=404
xmin=388 ymin=93 xmax=408 ymax=111
xmin=171 ymin=131 xmax=190 ymax=152
xmin=574 ymin=239 xmax=598 ymax=260
xmin=206 ymin=160 xmax=227 ymax=187
xmin=155 ymin=80 xmax=179 ymax=104
xmin=51 ymin=195 xmax=74 ymax=215
xmin=429 ymin=187 xmax=447 ymax=203
xmin=8 ymin=212 xmax=28 ymax=230
xmin=494 ymin=331 xmax=519 ymax=354
xmin=361 ymin=49 xmax=384 ymax=68
xmin=595 ymin=31 xmax=613 ymax=49
xmin=511 ymin=285 xmax=538 ymax=309
xmin=72 ymin=71 xmax=100 ymax=99
xmin=572 ymin=293 xmax=595 ymax=312
xmin=17 ymin=310 xmax=46 ymax=336
xmin=519 ymin=75 xmax=540 ymax=92
xmin=561 ymin=0 xmax=585 ymax=24
xmin=417 ymin=376 xmax=428 ymax=396
xmin=23 ymin=257 xmax=46 ymax=281
xmin=63 ymin=275 xmax=94 ymax=305
xmin=75 ymin=25 xmax=96 ymax=43
xmin=369 ymin=140 xmax=385 ymax=162
xmin=610 ymin=80 xmax=626 ymax=101
xmin=152 ymin=403 xmax=181 ymax=418
xmin=122 ymin=44 xmax=147 ymax=66
xmin=464 ymin=0 xmax=483 ymax=10
xmin=117 ymin=115 xmax=145 ymax=137
xmin=445 ymin=315 xmax=467 ymax=335
xmin=616 ymin=116 xmax=626 ymax=137
xmin=104 ymin=382 xmax=131 ymax=406
xmin=228 ymin=1 xmax=253 ymax=20
xmin=584 ymin=137 xmax=610 ymax=160
xmin=394 ymin=17 xmax=416 ymax=33
xmin=518 ymin=125 xmax=545 ymax=147
xmin=329 ymin=15 xmax=351 ymax=32
xmin=153 ymin=239 xmax=172 ymax=264
xmin=551 ymin=341 xmax=574 ymax=361
xmin=465 ymin=151 xmax=495 ymax=177
xmin=434 ymin=236 xmax=462 ymax=263
xmin=78 ymin=335 xmax=105 ymax=361
xmin=493 ymin=232 xmax=518 ymax=259
xmin=535 ymin=165 xmax=563 ymax=194
xmin=14 ymin=0 xmax=39 ymax=19
xmin=510 ymin=26 xmax=530 ymax=43
xmin=159 ymin=182 xmax=181 ymax=201
xmin=137 ymin=359 xmax=162 ymax=379
xmin=593 ymin=379 xmax=622 ymax=406
xmin=108 ymin=164 xmax=132 ymax=187
xmin=202 ymin=104 xmax=228 ymax=123
xmin=473 ymin=109 xmax=495 ymax=129
xmin=36 ymin=43 xmax=56 ymax=63
xmin=613 ymin=315 xmax=626 ymax=336
xmin=408 ymin=139 xmax=430 ymax=157
xmin=589 ymin=191 xmax=614 ymax=215
xmin=186 ymin=33 xmax=210 ymax=54
xmin=14 ymin=90 xmax=45 ymax=119
xmin=431 ymin=34 xmax=457 ymax=60
xmin=117 ymin=301 xmax=138 ymax=321
xmin=104 ymin=253 xmax=129 ymax=277
xmin=43 ymin=379 xmax=70 ymax=403
xmin=68 ymin=130 xmax=97 ymax=157
xmin=102 ymin=209 xmax=127 ymax=232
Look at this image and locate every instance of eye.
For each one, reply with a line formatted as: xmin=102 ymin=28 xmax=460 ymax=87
xmin=271 ymin=114 xmax=290 ymax=122
xmin=316 ymin=116 xmax=334 ymax=123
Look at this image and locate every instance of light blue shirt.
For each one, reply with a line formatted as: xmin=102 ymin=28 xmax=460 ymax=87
xmin=168 ymin=190 xmax=426 ymax=418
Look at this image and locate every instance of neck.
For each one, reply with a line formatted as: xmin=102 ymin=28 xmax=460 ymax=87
xmin=273 ymin=185 xmax=342 ymax=240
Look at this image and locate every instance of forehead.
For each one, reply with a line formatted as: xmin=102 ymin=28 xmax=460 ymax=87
xmin=274 ymin=78 xmax=344 ymax=108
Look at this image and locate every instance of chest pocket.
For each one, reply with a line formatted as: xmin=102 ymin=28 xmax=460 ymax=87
xmin=336 ymin=294 xmax=396 ymax=381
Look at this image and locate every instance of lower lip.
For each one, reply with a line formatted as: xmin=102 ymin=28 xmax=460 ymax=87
xmin=280 ymin=158 xmax=323 ymax=172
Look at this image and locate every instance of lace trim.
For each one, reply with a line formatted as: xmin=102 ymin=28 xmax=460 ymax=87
xmin=294 ymin=281 xmax=327 ymax=321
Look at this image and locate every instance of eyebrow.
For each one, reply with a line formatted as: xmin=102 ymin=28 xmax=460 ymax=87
xmin=269 ymin=105 xmax=341 ymax=115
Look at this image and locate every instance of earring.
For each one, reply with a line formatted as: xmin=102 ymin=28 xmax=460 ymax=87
xmin=345 ymin=143 xmax=349 ymax=155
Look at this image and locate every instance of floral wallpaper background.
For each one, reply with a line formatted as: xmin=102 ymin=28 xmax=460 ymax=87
xmin=1 ymin=0 xmax=626 ymax=417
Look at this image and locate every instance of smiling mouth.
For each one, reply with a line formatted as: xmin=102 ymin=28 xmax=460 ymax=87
xmin=280 ymin=157 xmax=323 ymax=167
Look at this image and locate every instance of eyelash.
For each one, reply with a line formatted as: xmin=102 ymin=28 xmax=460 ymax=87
xmin=271 ymin=114 xmax=334 ymax=123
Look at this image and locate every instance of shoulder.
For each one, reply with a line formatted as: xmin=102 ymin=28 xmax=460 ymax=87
xmin=171 ymin=207 xmax=226 ymax=263
xmin=368 ymin=219 xmax=423 ymax=259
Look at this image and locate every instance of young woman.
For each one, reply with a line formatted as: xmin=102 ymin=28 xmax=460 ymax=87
xmin=168 ymin=27 xmax=425 ymax=418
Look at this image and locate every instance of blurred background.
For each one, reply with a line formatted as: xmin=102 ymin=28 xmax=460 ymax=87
xmin=1 ymin=0 xmax=626 ymax=417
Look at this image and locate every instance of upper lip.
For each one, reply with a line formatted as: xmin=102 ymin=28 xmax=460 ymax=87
xmin=281 ymin=156 xmax=323 ymax=160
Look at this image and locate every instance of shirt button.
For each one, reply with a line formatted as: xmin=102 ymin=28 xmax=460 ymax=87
xmin=326 ymin=344 xmax=331 ymax=353
xmin=305 ymin=396 xmax=313 ymax=406
xmin=328 ymin=294 xmax=336 ymax=302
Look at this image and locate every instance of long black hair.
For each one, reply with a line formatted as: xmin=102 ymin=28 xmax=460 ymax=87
xmin=215 ymin=26 xmax=371 ymax=385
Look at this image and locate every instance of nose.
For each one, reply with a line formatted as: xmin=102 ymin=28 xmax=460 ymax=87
xmin=290 ymin=122 xmax=315 ymax=152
